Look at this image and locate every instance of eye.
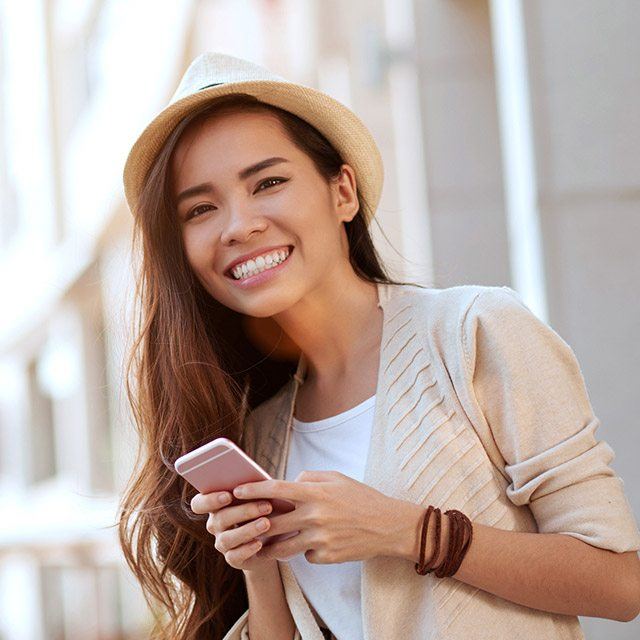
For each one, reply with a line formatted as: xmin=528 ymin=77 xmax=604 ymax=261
xmin=184 ymin=177 xmax=288 ymax=221
xmin=186 ymin=203 xmax=215 ymax=220
xmin=255 ymin=177 xmax=288 ymax=192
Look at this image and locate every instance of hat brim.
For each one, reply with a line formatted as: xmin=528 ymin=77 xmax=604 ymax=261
xmin=122 ymin=79 xmax=383 ymax=225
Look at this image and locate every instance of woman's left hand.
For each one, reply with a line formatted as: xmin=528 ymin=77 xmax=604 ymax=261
xmin=231 ymin=470 xmax=414 ymax=563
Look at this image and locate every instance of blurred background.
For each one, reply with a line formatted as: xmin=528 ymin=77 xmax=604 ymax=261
xmin=0 ymin=0 xmax=639 ymax=638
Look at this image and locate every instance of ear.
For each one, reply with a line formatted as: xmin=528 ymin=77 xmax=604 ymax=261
xmin=332 ymin=164 xmax=360 ymax=224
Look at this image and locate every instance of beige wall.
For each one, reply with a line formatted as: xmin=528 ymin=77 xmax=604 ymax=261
xmin=414 ymin=0 xmax=511 ymax=287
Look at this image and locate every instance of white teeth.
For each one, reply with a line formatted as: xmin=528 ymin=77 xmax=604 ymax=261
xmin=231 ymin=248 xmax=290 ymax=280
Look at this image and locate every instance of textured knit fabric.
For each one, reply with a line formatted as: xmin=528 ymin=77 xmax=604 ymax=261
xmin=223 ymin=281 xmax=640 ymax=640
xmin=285 ymin=394 xmax=376 ymax=640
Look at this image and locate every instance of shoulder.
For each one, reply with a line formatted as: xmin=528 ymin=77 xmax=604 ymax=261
xmin=454 ymin=285 xmax=577 ymax=381
xmin=380 ymin=283 xmax=531 ymax=372
xmin=385 ymin=282 xmax=522 ymax=329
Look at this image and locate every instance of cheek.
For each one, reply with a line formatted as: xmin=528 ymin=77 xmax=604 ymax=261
xmin=182 ymin=228 xmax=213 ymax=274
xmin=307 ymin=224 xmax=344 ymax=263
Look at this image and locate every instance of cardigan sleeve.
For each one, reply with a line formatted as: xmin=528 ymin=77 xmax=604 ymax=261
xmin=461 ymin=286 xmax=640 ymax=552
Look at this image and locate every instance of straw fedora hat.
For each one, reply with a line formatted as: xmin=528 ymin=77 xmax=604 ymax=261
xmin=122 ymin=51 xmax=384 ymax=225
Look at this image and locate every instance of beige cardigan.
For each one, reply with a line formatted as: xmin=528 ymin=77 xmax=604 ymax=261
xmin=223 ymin=281 xmax=640 ymax=639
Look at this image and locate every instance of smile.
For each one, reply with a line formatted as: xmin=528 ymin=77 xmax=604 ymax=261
xmin=226 ymin=246 xmax=294 ymax=288
xmin=229 ymin=246 xmax=291 ymax=280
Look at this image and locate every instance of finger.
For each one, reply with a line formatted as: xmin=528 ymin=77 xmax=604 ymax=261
xmin=257 ymin=508 xmax=303 ymax=539
xmin=215 ymin=515 xmax=272 ymax=553
xmin=294 ymin=469 xmax=340 ymax=482
xmin=226 ymin=538 xmax=263 ymax=568
xmin=232 ymin=479 xmax=311 ymax=502
xmin=190 ymin=491 xmax=232 ymax=514
xmin=262 ymin=530 xmax=313 ymax=561
xmin=212 ymin=500 xmax=273 ymax=533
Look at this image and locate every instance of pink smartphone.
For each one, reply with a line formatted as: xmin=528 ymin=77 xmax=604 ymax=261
xmin=174 ymin=437 xmax=298 ymax=546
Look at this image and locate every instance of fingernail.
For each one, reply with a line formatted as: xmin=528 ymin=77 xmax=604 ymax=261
xmin=234 ymin=487 xmax=245 ymax=497
xmin=259 ymin=501 xmax=272 ymax=513
xmin=257 ymin=519 xmax=269 ymax=531
xmin=218 ymin=493 xmax=231 ymax=504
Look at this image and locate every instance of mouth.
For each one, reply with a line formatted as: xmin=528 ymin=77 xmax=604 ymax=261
xmin=224 ymin=245 xmax=294 ymax=282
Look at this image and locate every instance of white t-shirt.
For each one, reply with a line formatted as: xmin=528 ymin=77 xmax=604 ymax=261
xmin=284 ymin=393 xmax=376 ymax=640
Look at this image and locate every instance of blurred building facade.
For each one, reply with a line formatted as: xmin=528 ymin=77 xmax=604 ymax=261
xmin=0 ymin=0 xmax=638 ymax=638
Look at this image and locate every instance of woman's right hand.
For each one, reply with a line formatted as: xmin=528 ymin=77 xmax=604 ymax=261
xmin=191 ymin=490 xmax=278 ymax=571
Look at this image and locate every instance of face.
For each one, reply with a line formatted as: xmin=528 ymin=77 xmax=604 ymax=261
xmin=170 ymin=109 xmax=359 ymax=318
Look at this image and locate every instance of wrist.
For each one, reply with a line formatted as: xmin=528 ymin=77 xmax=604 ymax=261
xmin=397 ymin=501 xmax=450 ymax=565
xmin=243 ymin=560 xmax=280 ymax=581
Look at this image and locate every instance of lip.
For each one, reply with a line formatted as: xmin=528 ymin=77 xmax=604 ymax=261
xmin=226 ymin=246 xmax=294 ymax=289
xmin=224 ymin=245 xmax=293 ymax=276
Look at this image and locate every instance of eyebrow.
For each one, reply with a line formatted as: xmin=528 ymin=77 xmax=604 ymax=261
xmin=175 ymin=156 xmax=290 ymax=206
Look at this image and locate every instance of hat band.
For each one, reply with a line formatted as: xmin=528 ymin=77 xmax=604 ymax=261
xmin=198 ymin=82 xmax=225 ymax=90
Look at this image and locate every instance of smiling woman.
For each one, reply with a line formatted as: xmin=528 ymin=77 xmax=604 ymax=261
xmin=118 ymin=52 xmax=416 ymax=640
xmin=118 ymin=52 xmax=640 ymax=640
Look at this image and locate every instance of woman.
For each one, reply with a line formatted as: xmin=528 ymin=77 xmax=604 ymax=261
xmin=118 ymin=52 xmax=640 ymax=640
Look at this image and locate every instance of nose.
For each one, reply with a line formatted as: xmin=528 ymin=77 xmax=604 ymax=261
xmin=220 ymin=204 xmax=268 ymax=246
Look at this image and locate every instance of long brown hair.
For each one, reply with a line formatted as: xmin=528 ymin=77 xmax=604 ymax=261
xmin=117 ymin=93 xmax=422 ymax=639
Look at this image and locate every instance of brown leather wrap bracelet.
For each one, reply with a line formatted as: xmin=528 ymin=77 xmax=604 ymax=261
xmin=414 ymin=506 xmax=473 ymax=578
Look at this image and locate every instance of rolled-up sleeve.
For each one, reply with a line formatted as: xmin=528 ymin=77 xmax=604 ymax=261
xmin=461 ymin=286 xmax=640 ymax=552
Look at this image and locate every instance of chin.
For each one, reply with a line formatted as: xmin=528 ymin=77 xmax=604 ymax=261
xmin=239 ymin=292 xmax=296 ymax=317
xmin=209 ymin=286 xmax=290 ymax=317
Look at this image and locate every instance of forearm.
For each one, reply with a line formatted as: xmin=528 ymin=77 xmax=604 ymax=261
xmin=244 ymin=562 xmax=296 ymax=640
xmin=392 ymin=500 xmax=638 ymax=622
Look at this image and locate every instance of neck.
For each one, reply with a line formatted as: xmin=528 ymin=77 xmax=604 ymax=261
xmin=273 ymin=275 xmax=384 ymax=387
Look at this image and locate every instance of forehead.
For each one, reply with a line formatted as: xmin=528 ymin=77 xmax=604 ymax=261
xmin=170 ymin=110 xmax=298 ymax=185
